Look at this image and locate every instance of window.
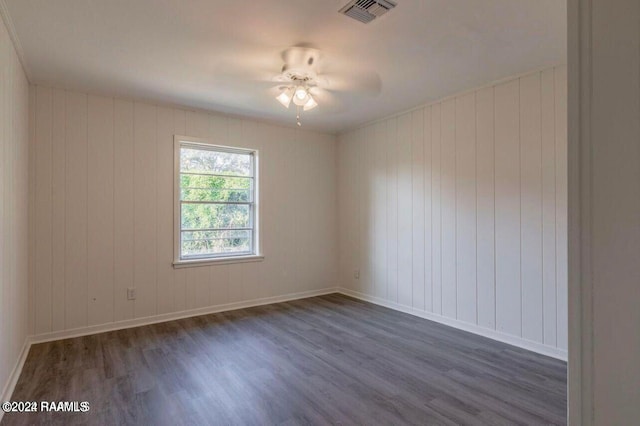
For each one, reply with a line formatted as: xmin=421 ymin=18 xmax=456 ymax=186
xmin=174 ymin=137 xmax=261 ymax=266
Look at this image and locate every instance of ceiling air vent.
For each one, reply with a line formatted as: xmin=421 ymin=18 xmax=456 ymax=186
xmin=339 ymin=0 xmax=397 ymax=24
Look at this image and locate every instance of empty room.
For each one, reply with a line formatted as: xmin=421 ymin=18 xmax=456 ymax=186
xmin=1 ymin=0 xmax=639 ymax=425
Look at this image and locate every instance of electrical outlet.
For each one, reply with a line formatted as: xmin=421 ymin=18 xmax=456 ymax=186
xmin=127 ymin=288 xmax=136 ymax=300
xmin=354 ymin=269 xmax=360 ymax=279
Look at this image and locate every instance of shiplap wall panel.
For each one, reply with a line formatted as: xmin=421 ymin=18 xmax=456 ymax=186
xmin=64 ymin=92 xmax=89 ymax=330
xmin=51 ymin=89 xmax=66 ymax=331
xmin=28 ymin=68 xmax=36 ymax=334
xmin=271 ymin=123 xmax=293 ymax=297
xmin=209 ymin=263 xmax=229 ymax=307
xmin=34 ymin=86 xmax=52 ymax=334
xmin=1 ymin=46 xmax=15 ymax=371
xmin=455 ymin=92 xmax=477 ymax=324
xmin=475 ymin=87 xmax=496 ymax=330
xmin=348 ymin=131 xmax=359 ymax=292
xmin=340 ymin=131 xmax=352 ymax=292
xmin=411 ymin=110 xmax=425 ymax=310
xmin=188 ymin=266 xmax=210 ymax=309
xmin=241 ymin=256 xmax=260 ymax=302
xmin=430 ymin=104 xmax=442 ymax=315
xmin=291 ymin=122 xmax=306 ymax=296
xmin=540 ymin=68 xmax=557 ymax=347
xmin=337 ymin=66 xmax=568 ymax=355
xmin=293 ymin=127 xmax=310 ymax=293
xmin=396 ymin=113 xmax=412 ymax=306
xmin=519 ymin=74 xmax=543 ymax=343
xmin=353 ymin=129 xmax=364 ymax=293
xmin=256 ymin=122 xmax=275 ymax=298
xmin=554 ymin=65 xmax=568 ymax=351
xmin=156 ymin=106 xmax=175 ymax=315
xmin=113 ymin=99 xmax=135 ymax=322
xmin=368 ymin=126 xmax=376 ymax=295
xmin=0 ymin=15 xmax=29 ymax=400
xmin=30 ymin=86 xmax=338 ymax=335
xmin=277 ymin=127 xmax=298 ymax=296
xmin=269 ymin=124 xmax=284 ymax=296
xmin=361 ymin=126 xmax=374 ymax=295
xmin=440 ymin=99 xmax=457 ymax=319
xmin=494 ymin=79 xmax=522 ymax=337
xmin=209 ymin=115 xmax=227 ymax=143
xmin=294 ymin=130 xmax=311 ymax=293
xmin=133 ymin=103 xmax=158 ymax=318
xmin=19 ymin=69 xmax=28 ymax=375
xmin=227 ymin=263 xmax=242 ymax=303
xmin=373 ymin=121 xmax=387 ymax=299
xmin=386 ymin=119 xmax=398 ymax=302
xmin=337 ymin=131 xmax=349 ymax=294
xmin=87 ymin=95 xmax=115 ymax=326
xmin=422 ymin=107 xmax=433 ymax=311
xmin=314 ymin=133 xmax=338 ymax=291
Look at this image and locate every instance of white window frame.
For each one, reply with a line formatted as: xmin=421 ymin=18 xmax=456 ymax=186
xmin=173 ymin=135 xmax=263 ymax=268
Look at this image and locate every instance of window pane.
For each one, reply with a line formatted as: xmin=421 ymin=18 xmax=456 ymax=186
xmin=180 ymin=147 xmax=252 ymax=176
xmin=181 ymin=230 xmax=251 ymax=257
xmin=177 ymin=143 xmax=256 ymax=260
xmin=181 ymin=203 xmax=250 ymax=230
xmin=180 ymin=174 xmax=251 ymax=202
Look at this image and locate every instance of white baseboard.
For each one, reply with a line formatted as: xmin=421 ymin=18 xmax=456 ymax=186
xmin=31 ymin=287 xmax=339 ymax=344
xmin=338 ymin=288 xmax=568 ymax=361
xmin=0 ymin=337 xmax=31 ymax=423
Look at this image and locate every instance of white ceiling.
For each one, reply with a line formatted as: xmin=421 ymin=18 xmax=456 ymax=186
xmin=5 ymin=0 xmax=566 ymax=133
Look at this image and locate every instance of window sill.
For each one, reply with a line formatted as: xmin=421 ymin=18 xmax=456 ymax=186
xmin=173 ymin=255 xmax=264 ymax=269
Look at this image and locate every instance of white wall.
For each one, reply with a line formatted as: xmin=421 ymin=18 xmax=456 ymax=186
xmin=0 ymin=13 xmax=29 ymax=400
xmin=569 ymin=0 xmax=640 ymax=423
xmin=338 ymin=65 xmax=568 ymax=357
xmin=29 ymin=86 xmax=338 ymax=335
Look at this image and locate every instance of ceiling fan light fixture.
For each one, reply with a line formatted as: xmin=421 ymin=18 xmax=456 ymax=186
xmin=276 ymin=87 xmax=294 ymax=108
xmin=295 ymin=85 xmax=307 ymax=99
xmin=292 ymin=86 xmax=310 ymax=106
xmin=303 ymin=95 xmax=318 ymax=111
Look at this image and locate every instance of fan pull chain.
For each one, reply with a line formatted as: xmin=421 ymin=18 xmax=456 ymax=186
xmin=296 ymin=105 xmax=302 ymax=126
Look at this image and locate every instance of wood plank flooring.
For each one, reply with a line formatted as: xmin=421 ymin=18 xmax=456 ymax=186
xmin=1 ymin=294 xmax=567 ymax=425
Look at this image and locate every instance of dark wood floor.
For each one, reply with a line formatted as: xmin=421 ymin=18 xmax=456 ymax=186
xmin=2 ymin=294 xmax=567 ymax=425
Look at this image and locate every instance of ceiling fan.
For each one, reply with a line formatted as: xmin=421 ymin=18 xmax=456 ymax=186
xmin=268 ymin=46 xmax=381 ymax=126
xmin=272 ymin=48 xmax=321 ymax=126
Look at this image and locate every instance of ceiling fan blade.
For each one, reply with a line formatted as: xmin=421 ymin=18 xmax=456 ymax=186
xmin=212 ymin=47 xmax=284 ymax=85
xmin=272 ymin=74 xmax=290 ymax=83
xmin=318 ymin=71 xmax=382 ymax=95
xmin=266 ymin=84 xmax=291 ymax=97
xmin=308 ymin=87 xmax=345 ymax=113
xmin=235 ymin=69 xmax=279 ymax=82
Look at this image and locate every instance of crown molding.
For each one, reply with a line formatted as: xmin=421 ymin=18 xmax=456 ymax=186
xmin=0 ymin=0 xmax=31 ymax=80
